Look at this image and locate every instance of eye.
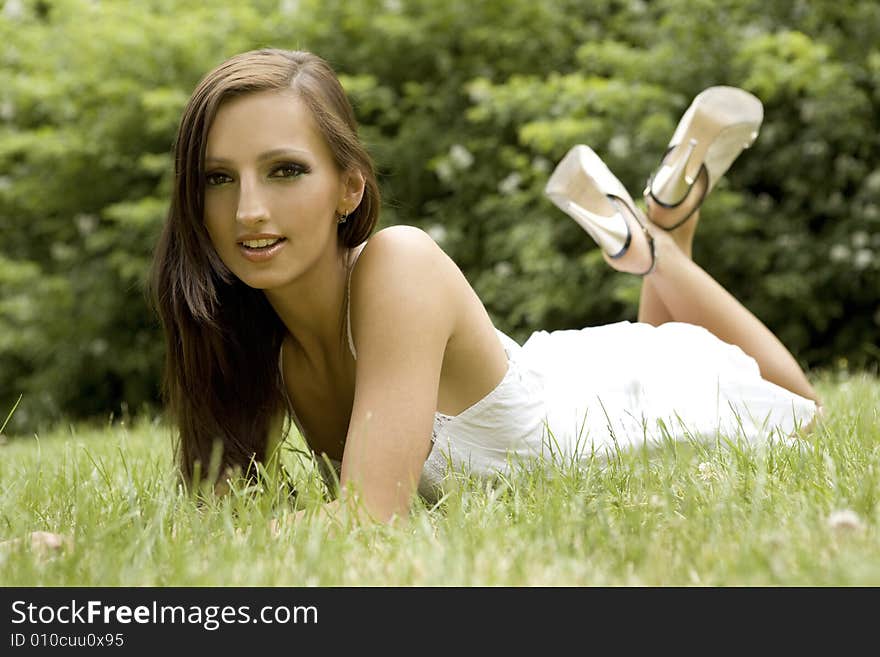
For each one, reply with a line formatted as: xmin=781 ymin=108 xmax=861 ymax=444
xmin=205 ymin=171 xmax=232 ymax=187
xmin=270 ymin=162 xmax=308 ymax=179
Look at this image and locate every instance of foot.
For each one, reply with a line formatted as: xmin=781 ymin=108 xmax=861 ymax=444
xmin=646 ymin=166 xmax=709 ymax=259
xmin=643 ymin=86 xmax=762 ymax=256
xmin=544 ymin=145 xmax=660 ymax=276
xmin=602 ymin=200 xmax=657 ymax=275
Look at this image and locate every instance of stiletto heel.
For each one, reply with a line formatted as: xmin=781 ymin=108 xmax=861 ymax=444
xmin=645 ymin=86 xmax=763 ymax=230
xmin=545 ymin=144 xmax=656 ymax=276
xmin=651 ymin=138 xmax=698 ymax=205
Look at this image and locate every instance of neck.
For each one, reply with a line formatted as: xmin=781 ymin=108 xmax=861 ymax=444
xmin=263 ymin=243 xmax=351 ymax=361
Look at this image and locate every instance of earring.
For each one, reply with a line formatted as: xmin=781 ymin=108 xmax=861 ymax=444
xmin=337 ymin=211 xmax=349 ymax=225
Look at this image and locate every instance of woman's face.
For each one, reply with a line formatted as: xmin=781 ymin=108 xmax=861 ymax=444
xmin=203 ymin=89 xmax=355 ymax=290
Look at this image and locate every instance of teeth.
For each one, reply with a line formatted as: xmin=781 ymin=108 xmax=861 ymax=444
xmin=241 ymin=238 xmax=281 ymax=248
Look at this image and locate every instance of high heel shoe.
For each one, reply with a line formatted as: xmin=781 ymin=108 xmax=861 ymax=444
xmin=545 ymin=144 xmax=656 ymax=276
xmin=645 ymin=86 xmax=763 ymax=230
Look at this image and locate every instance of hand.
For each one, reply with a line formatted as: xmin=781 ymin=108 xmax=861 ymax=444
xmin=266 ymin=495 xmax=386 ymax=538
xmin=267 ymin=506 xmax=311 ymax=537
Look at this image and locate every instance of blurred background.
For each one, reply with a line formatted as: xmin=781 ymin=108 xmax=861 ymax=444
xmin=0 ymin=0 xmax=878 ymax=435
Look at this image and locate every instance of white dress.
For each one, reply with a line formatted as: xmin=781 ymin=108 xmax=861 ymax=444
xmin=426 ymin=323 xmax=815 ymax=501
xmin=281 ymin=271 xmax=817 ymax=503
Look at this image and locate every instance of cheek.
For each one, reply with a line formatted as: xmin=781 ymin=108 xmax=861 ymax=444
xmin=202 ymin=198 xmax=231 ymax=240
xmin=201 ymin=223 xmax=231 ymax=267
xmin=275 ymin=186 xmax=336 ymax=228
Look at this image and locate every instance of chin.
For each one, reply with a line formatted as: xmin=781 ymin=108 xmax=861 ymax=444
xmin=238 ymin=274 xmax=289 ymax=291
xmin=223 ymin=264 xmax=274 ymax=288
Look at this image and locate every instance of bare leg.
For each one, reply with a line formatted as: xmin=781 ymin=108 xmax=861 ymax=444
xmin=612 ymin=187 xmax=819 ymax=404
xmin=637 ymin=188 xmax=700 ymax=326
xmin=637 ymin=277 xmax=674 ymax=326
xmin=650 ymin=232 xmax=817 ymax=402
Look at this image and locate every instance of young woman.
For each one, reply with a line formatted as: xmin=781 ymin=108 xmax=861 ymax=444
xmin=149 ymin=49 xmax=819 ymax=524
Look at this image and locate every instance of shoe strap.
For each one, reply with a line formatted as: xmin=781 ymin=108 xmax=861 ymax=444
xmin=609 ymin=196 xmax=657 ymax=277
xmin=645 ymin=163 xmax=709 ymax=232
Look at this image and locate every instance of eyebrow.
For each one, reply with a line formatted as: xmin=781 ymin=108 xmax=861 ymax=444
xmin=204 ymin=147 xmax=312 ymax=165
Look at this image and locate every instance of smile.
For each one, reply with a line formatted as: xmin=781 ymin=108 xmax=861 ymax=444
xmin=238 ymin=237 xmax=287 ymax=262
xmin=241 ymin=237 xmax=282 ymax=248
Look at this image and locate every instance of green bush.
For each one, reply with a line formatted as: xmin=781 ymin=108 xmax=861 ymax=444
xmin=0 ymin=0 xmax=877 ymax=433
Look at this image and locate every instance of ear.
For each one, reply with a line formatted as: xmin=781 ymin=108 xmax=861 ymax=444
xmin=338 ymin=168 xmax=366 ymax=216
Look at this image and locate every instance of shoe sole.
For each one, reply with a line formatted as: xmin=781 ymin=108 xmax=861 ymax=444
xmin=544 ymin=145 xmax=639 ymax=259
xmin=653 ymin=86 xmax=763 ymax=208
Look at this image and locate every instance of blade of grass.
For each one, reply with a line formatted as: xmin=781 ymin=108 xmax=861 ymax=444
xmin=1 ymin=394 xmax=22 ymax=434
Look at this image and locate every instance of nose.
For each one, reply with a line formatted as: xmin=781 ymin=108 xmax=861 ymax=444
xmin=235 ymin=175 xmax=269 ymax=226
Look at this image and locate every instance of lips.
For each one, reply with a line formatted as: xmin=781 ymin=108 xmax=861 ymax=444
xmin=236 ymin=233 xmax=285 ymax=246
xmin=237 ymin=236 xmax=287 ymax=262
xmin=240 ymin=237 xmax=283 ymax=248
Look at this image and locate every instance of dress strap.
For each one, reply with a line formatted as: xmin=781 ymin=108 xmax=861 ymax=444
xmin=344 ymin=242 xmax=369 ymax=361
xmin=344 ymin=267 xmax=357 ymax=361
xmin=279 ymin=243 xmax=367 ymax=430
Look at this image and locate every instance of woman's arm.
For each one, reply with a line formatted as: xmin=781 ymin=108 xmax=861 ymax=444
xmin=340 ymin=226 xmax=459 ymax=523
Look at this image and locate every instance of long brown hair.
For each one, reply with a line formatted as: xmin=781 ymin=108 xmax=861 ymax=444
xmin=149 ymin=49 xmax=380 ymax=485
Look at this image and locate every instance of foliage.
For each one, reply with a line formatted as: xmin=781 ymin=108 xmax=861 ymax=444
xmin=0 ymin=0 xmax=878 ymax=430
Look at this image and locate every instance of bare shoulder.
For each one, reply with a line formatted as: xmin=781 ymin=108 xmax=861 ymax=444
xmin=350 ymin=225 xmax=461 ymax=311
xmin=346 ymin=225 xmax=475 ymax=370
xmin=354 ymin=225 xmax=451 ymax=276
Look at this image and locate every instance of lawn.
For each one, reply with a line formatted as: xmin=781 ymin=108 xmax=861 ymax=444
xmin=1 ymin=371 xmax=877 ymax=586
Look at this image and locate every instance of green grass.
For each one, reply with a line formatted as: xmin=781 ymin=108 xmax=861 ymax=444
xmin=1 ymin=372 xmax=878 ymax=586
